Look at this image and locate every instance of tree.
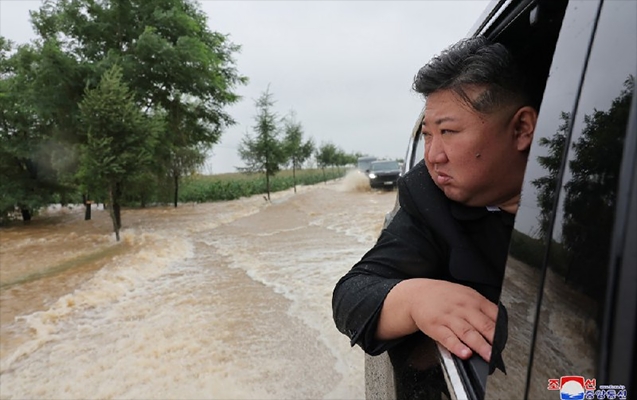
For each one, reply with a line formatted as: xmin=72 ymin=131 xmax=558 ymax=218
xmin=315 ymin=142 xmax=338 ymax=168
xmin=334 ymin=148 xmax=357 ymax=171
xmin=238 ymin=88 xmax=286 ymax=201
xmin=531 ymin=111 xmax=570 ymax=239
xmin=282 ymin=111 xmax=314 ymax=193
xmin=167 ymin=145 xmax=207 ymax=207
xmin=560 ymin=77 xmax=633 ymax=296
xmin=531 ymin=76 xmax=634 ymax=298
xmin=315 ymin=142 xmax=339 ymax=182
xmin=78 ymin=66 xmax=160 ymax=241
xmin=29 ymin=0 xmax=247 ymax=206
xmin=0 ymin=38 xmax=64 ymax=222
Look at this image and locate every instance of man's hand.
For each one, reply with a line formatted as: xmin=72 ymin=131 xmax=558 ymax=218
xmin=376 ymin=278 xmax=498 ymax=362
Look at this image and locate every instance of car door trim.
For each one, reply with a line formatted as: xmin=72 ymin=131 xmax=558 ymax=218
xmin=438 ymin=344 xmax=470 ymax=400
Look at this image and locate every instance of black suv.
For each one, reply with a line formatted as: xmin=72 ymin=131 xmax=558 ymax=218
xmin=366 ymin=1 xmax=636 ymax=399
xmin=368 ymin=160 xmax=401 ymax=189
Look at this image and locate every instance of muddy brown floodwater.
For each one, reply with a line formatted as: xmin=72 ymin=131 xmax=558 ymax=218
xmin=0 ymin=172 xmax=397 ymax=399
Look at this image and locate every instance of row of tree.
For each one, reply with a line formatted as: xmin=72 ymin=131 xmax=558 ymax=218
xmin=1 ymin=0 xmax=368 ymax=239
xmin=0 ymin=0 xmax=246 ymax=239
xmin=238 ymin=88 xmax=362 ymax=200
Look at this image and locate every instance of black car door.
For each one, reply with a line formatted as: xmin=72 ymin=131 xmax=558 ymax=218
xmin=486 ymin=1 xmax=637 ymax=399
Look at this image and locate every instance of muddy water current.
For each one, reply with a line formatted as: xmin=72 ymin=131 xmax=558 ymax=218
xmin=0 ymin=172 xmax=395 ymax=399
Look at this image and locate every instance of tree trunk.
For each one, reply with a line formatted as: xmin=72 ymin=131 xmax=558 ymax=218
xmin=83 ymin=194 xmax=92 ymax=221
xmin=322 ymin=167 xmax=326 ymax=184
xmin=266 ymin=173 xmax=271 ymax=201
xmin=173 ymin=174 xmax=179 ymax=208
xmin=108 ymin=184 xmax=120 ymax=241
xmin=114 ymin=182 xmax=122 ymax=230
xmin=20 ymin=208 xmax=31 ymax=222
xmin=293 ymin=164 xmax=297 ymax=193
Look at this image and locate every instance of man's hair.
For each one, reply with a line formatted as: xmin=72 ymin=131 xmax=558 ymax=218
xmin=413 ymin=36 xmax=531 ymax=114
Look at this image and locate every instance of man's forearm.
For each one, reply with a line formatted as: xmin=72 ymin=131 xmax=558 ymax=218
xmin=375 ymin=278 xmax=426 ymax=340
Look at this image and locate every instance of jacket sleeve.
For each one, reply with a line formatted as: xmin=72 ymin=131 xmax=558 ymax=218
xmin=331 ymin=200 xmax=446 ymax=355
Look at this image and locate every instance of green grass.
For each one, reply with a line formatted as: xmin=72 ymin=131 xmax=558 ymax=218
xmin=509 ymin=229 xmax=568 ymax=272
xmin=179 ymin=168 xmax=346 ymax=203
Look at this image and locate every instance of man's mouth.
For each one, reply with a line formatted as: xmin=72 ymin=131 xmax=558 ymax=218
xmin=435 ymin=171 xmax=451 ymax=185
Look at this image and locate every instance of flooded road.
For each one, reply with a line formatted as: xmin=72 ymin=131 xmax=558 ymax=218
xmin=0 ymin=172 xmax=396 ymax=399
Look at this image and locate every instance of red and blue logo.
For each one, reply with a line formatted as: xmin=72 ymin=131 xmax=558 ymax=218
xmin=548 ymin=377 xmax=627 ymax=399
xmin=558 ymin=376 xmax=586 ymax=399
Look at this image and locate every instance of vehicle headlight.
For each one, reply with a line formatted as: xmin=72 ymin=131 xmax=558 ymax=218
xmin=368 ymin=173 xmax=377 ymax=179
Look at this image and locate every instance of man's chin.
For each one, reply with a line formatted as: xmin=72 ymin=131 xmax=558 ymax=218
xmin=440 ymin=187 xmax=481 ymax=207
xmin=440 ymin=187 xmax=465 ymax=203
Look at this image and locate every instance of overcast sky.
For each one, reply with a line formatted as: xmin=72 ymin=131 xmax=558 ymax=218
xmin=0 ymin=0 xmax=490 ymax=173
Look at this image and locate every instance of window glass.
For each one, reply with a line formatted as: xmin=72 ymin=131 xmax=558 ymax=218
xmin=412 ymin=132 xmax=425 ymax=167
xmin=370 ymin=160 xmax=400 ymax=171
xmin=485 ymin=1 xmax=602 ymax=398
xmin=527 ymin=1 xmax=636 ymax=398
xmin=405 ymin=111 xmax=425 ymax=173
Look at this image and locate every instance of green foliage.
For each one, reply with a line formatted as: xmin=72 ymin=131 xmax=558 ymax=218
xmin=2 ymin=1 xmax=378 ymax=224
xmin=162 ymin=143 xmax=208 ymax=207
xmin=1 ymin=0 xmax=246 ymax=223
xmin=337 ymin=151 xmax=358 ymax=167
xmin=33 ymin=0 xmax=247 ymax=207
xmin=78 ymin=66 xmax=158 ymax=185
xmin=531 ymin=76 xmax=634 ymax=298
xmin=238 ymin=88 xmax=287 ymax=199
xmin=31 ymin=0 xmax=247 ymax=120
xmin=179 ymin=168 xmax=345 ymax=203
xmin=560 ymin=77 xmax=633 ymax=296
xmin=315 ymin=142 xmax=354 ymax=169
xmin=315 ymin=142 xmax=338 ymax=168
xmin=78 ymin=65 xmax=160 ymax=239
xmin=282 ymin=111 xmax=314 ymax=192
xmin=509 ymin=229 xmax=567 ymax=271
xmin=282 ymin=111 xmax=314 ymax=170
xmin=0 ymin=38 xmax=65 ymax=221
xmin=531 ymin=111 xmax=570 ymax=239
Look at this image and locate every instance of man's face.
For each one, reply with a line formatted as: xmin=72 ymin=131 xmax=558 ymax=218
xmin=421 ymin=87 xmax=532 ymax=209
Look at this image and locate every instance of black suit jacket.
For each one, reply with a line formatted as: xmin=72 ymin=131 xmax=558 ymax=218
xmin=332 ymin=161 xmax=514 ymax=355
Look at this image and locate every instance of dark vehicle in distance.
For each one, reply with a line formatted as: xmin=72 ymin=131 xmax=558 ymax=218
xmin=357 ymin=156 xmax=377 ymax=173
xmin=366 ymin=0 xmax=636 ymax=399
xmin=368 ymin=160 xmax=401 ymax=189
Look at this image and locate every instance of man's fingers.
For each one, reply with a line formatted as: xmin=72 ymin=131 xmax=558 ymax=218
xmin=463 ymin=290 xmax=498 ymax=343
xmin=480 ymin=299 xmax=499 ymax=322
xmin=435 ymin=326 xmax=473 ymax=360
xmin=430 ymin=318 xmax=491 ymax=361
xmin=465 ymin=311 xmax=497 ymax=344
xmin=448 ymin=319 xmax=493 ymax=362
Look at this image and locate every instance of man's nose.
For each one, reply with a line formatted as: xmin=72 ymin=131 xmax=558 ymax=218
xmin=425 ymin=134 xmax=447 ymax=165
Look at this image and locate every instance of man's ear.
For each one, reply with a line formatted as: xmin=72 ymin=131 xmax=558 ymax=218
xmin=512 ymin=106 xmax=537 ymax=152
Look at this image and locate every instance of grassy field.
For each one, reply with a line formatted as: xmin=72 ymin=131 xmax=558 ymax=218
xmin=179 ymin=167 xmax=347 ymax=203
